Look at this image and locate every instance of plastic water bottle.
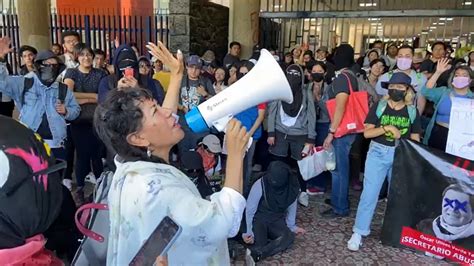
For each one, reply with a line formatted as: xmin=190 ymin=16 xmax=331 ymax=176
xmin=325 ymin=145 xmax=336 ymax=171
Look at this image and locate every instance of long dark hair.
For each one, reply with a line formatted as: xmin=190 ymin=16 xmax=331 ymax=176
xmin=94 ymin=87 xmax=167 ymax=164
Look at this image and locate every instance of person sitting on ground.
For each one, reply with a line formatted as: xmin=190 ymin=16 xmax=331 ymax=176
xmin=347 ymin=72 xmax=422 ymax=252
xmin=19 ymin=45 xmax=38 ymax=76
xmin=242 ymin=161 xmax=305 ymax=264
xmin=94 ymin=41 xmax=250 ymax=264
xmin=0 ymin=39 xmax=80 ymax=161
xmin=196 ymin=134 xmax=223 ymax=178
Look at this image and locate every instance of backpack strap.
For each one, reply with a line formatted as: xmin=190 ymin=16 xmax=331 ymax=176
xmin=21 ymin=77 xmax=34 ymax=105
xmin=376 ymin=99 xmax=388 ymax=118
xmin=407 ymin=105 xmax=417 ymax=124
xmin=58 ymin=83 xmax=68 ymax=104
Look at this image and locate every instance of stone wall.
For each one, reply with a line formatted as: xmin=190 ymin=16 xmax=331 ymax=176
xmin=169 ymin=0 xmax=229 ymax=63
xmin=189 ymin=0 xmax=229 ymax=63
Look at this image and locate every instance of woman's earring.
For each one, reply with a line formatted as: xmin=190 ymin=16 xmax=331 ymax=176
xmin=147 ymin=146 xmax=152 ymax=158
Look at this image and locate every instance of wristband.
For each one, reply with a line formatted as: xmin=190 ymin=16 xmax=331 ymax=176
xmin=328 ymin=127 xmax=336 ymax=134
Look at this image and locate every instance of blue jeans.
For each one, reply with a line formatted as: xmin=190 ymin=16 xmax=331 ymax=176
xmin=330 ymin=133 xmax=356 ymax=215
xmin=307 ymin=122 xmax=331 ymax=190
xmin=353 ymin=141 xmax=395 ymax=236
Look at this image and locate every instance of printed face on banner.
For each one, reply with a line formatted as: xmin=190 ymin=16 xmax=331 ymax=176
xmin=441 ymin=189 xmax=473 ymax=227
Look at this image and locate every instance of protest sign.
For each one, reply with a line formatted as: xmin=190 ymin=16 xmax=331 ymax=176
xmin=446 ymin=97 xmax=474 ymax=161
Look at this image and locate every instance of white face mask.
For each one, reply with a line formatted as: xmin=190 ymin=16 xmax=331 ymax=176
xmin=396 ymin=57 xmax=412 ymax=71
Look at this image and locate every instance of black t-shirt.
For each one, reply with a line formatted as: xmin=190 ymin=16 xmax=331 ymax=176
xmin=328 ymin=70 xmax=359 ymax=99
xmin=365 ymin=103 xmax=422 ymax=146
xmin=420 ymin=59 xmax=452 ymax=87
xmin=64 ymin=68 xmax=107 ymax=93
xmin=223 ymin=54 xmax=240 ymax=69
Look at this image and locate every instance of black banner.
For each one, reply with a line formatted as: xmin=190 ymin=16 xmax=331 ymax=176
xmin=381 ymin=140 xmax=474 ymax=257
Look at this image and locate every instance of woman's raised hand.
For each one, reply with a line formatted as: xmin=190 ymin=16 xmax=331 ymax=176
xmin=146 ymin=42 xmax=184 ymax=75
xmin=225 ymin=119 xmax=251 ymax=158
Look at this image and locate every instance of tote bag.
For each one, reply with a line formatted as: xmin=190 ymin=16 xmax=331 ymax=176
xmin=326 ymin=72 xmax=369 ymax=138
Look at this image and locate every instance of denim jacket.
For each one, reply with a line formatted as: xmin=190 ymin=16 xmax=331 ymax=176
xmin=0 ymin=63 xmax=80 ymax=148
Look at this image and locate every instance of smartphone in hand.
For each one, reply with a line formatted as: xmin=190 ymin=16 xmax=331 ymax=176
xmin=124 ymin=68 xmax=134 ymax=79
xmin=129 ymin=216 xmax=182 ymax=266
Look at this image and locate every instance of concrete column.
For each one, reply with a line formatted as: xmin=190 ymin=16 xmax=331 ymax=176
xmin=17 ymin=0 xmax=51 ymax=50
xmin=228 ymin=0 xmax=259 ymax=59
xmin=169 ymin=0 xmax=191 ymax=54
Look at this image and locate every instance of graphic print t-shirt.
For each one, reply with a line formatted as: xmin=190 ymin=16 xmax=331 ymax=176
xmin=180 ymin=79 xmax=202 ymax=110
xmin=365 ymin=103 xmax=422 ymax=146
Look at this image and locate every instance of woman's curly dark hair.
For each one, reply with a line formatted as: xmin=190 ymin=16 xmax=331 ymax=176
xmin=94 ymin=87 xmax=167 ymax=164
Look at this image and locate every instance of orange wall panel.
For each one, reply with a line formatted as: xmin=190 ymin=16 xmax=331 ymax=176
xmin=57 ymin=0 xmax=153 ymax=16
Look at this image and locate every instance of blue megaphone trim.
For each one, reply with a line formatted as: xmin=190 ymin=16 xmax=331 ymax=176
xmin=185 ymin=107 xmax=209 ymax=133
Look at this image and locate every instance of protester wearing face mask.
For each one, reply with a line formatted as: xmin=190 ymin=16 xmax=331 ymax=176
xmin=347 ymin=72 xmax=422 ymax=251
xmin=98 ymin=44 xmax=164 ymax=105
xmin=421 ymin=58 xmax=474 ymax=151
xmin=376 ymin=45 xmax=427 ymax=115
xmin=242 ymin=161 xmax=305 ymax=264
xmin=304 ymin=61 xmax=331 ymax=195
xmin=267 ymin=64 xmax=316 ymax=207
xmin=0 ymin=39 xmax=80 ymax=161
xmin=320 ymin=44 xmax=360 ymax=218
xmin=417 ymin=184 xmax=474 ymax=253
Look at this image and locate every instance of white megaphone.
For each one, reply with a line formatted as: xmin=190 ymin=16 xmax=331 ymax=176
xmin=185 ymin=49 xmax=293 ymax=133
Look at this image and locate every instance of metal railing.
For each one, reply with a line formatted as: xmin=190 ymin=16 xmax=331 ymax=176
xmin=0 ymin=11 xmax=170 ymax=75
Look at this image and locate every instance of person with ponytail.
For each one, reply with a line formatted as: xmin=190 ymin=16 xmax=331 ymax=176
xmin=421 ymin=58 xmax=474 ymax=151
xmin=347 ymin=72 xmax=422 ymax=251
xmin=94 ymin=42 xmax=250 ymax=265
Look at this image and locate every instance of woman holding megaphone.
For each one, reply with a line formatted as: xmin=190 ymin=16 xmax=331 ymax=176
xmin=94 ymin=42 xmax=250 ymax=264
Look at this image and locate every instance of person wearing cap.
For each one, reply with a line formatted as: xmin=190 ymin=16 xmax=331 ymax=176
xmin=196 ymin=134 xmax=223 ymax=178
xmin=177 ymin=55 xmax=215 ymax=155
xmin=152 ymin=56 xmax=171 ymax=92
xmin=382 ymin=43 xmax=398 ymax=71
xmin=0 ymin=37 xmax=80 ymax=161
xmin=347 ymin=72 xmax=422 ymax=252
xmin=315 ymin=46 xmax=336 ymax=84
xmin=376 ymin=45 xmax=427 ymax=115
xmin=18 ymin=45 xmax=38 ymax=76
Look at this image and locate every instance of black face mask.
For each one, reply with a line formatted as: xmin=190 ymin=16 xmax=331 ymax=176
xmin=311 ymin=73 xmax=324 ymax=82
xmin=37 ymin=64 xmax=59 ymax=87
xmin=388 ymin=89 xmax=406 ymax=102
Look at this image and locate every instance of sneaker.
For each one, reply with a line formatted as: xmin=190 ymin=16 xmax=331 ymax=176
xmin=62 ymin=179 xmax=72 ymax=191
xmin=85 ymin=172 xmax=97 ymax=185
xmin=320 ymin=208 xmax=349 ymax=218
xmin=347 ymin=232 xmax=362 ymax=251
xmin=298 ymin=192 xmax=309 ymax=207
xmin=252 ymin=164 xmax=262 ymax=172
xmin=306 ymin=187 xmax=325 ymax=195
xmin=245 ymin=249 xmax=256 ymax=266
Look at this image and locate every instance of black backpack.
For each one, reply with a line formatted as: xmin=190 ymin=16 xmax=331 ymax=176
xmin=21 ymin=77 xmax=68 ymax=105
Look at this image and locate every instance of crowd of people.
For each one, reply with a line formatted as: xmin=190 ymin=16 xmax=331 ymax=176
xmin=0 ymin=29 xmax=473 ymax=265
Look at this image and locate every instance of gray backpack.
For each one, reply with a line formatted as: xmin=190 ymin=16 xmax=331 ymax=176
xmin=72 ymin=171 xmax=114 ymax=266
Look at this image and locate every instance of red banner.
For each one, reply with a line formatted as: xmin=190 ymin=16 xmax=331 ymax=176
xmin=400 ymin=226 xmax=474 ymax=265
